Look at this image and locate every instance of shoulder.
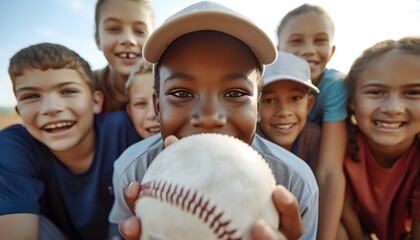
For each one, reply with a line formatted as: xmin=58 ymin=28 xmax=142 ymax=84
xmin=0 ymin=124 xmax=40 ymax=149
xmin=113 ymin=134 xmax=163 ymax=179
xmin=252 ymin=134 xmax=318 ymax=193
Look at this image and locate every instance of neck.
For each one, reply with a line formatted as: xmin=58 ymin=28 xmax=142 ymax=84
xmin=108 ymin=68 xmax=128 ymax=95
xmin=366 ymin=136 xmax=415 ymax=168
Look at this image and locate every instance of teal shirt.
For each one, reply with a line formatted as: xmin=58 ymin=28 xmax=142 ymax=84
xmin=308 ymin=69 xmax=348 ymax=124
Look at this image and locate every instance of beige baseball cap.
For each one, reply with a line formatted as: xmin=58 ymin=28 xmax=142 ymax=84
xmin=143 ymin=1 xmax=277 ymax=69
xmin=263 ymin=52 xmax=320 ymax=93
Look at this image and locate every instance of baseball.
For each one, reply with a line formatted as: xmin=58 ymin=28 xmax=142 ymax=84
xmin=135 ymin=133 xmax=279 ymax=240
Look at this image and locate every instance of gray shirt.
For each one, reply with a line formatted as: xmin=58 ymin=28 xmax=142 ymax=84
xmin=109 ymin=134 xmax=318 ymax=240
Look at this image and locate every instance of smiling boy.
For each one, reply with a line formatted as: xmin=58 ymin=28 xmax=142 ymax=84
xmin=0 ymin=43 xmax=141 ymax=239
xmin=257 ymin=51 xmax=321 ymax=171
xmin=109 ymin=2 xmax=319 ymax=239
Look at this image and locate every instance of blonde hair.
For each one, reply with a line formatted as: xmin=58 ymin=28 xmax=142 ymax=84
xmin=125 ymin=59 xmax=153 ymax=95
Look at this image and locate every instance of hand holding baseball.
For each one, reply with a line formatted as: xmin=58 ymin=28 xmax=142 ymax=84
xmin=118 ymin=135 xmax=303 ymax=240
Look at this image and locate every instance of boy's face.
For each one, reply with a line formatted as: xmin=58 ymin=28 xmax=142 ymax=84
xmin=258 ymin=80 xmax=314 ymax=151
xmin=350 ymin=50 xmax=420 ymax=150
xmin=277 ymin=11 xmax=335 ymax=84
xmin=154 ymin=31 xmax=260 ymax=145
xmin=126 ymin=72 xmax=160 ymax=138
xmin=95 ymin=0 xmax=153 ymax=77
xmin=14 ymin=69 xmax=102 ymax=154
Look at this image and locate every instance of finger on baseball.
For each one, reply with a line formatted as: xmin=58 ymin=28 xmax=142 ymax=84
xmin=124 ymin=181 xmax=141 ymax=213
xmin=119 ymin=216 xmax=142 ymax=240
xmin=252 ymin=219 xmax=286 ymax=240
xmin=163 ymin=135 xmax=179 ymax=148
xmin=273 ymin=185 xmax=303 ymax=240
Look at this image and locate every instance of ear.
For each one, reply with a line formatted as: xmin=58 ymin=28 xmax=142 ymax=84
xmin=329 ymin=44 xmax=336 ymax=60
xmin=126 ymin=102 xmax=132 ymax=119
xmin=153 ymin=93 xmax=160 ymax=123
xmin=307 ymin=94 xmax=316 ymax=112
xmin=15 ymin=105 xmax=20 ymax=116
xmin=95 ymin=34 xmax=102 ymax=50
xmin=348 ymin=97 xmax=355 ymax=112
xmin=92 ymin=90 xmax=104 ymax=114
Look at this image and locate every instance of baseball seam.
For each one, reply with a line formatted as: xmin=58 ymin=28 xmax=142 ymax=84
xmin=139 ymin=180 xmax=241 ymax=240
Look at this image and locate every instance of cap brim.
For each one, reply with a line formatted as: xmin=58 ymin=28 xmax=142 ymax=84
xmin=264 ymin=74 xmax=320 ymax=94
xmin=143 ymin=11 xmax=276 ymax=65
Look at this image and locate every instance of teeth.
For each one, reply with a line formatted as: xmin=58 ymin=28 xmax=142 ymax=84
xmin=118 ymin=53 xmax=138 ymax=59
xmin=147 ymin=127 xmax=161 ymax=133
xmin=274 ymin=124 xmax=294 ymax=130
xmin=375 ymin=121 xmax=402 ymax=129
xmin=44 ymin=121 xmax=74 ymax=130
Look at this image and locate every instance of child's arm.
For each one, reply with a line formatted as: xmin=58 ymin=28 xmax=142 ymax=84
xmin=316 ymin=120 xmax=347 ymax=240
xmin=0 ymin=214 xmax=39 ymax=239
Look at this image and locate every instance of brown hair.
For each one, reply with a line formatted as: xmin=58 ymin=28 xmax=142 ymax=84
xmin=125 ymin=58 xmax=153 ymax=94
xmin=276 ymin=4 xmax=335 ymax=41
xmin=94 ymin=0 xmax=155 ymax=37
xmin=8 ymin=43 xmax=94 ymax=92
xmin=345 ymin=37 xmax=420 ymax=162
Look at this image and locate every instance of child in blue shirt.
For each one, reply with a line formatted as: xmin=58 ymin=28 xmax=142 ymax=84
xmin=0 ymin=43 xmax=141 ymax=239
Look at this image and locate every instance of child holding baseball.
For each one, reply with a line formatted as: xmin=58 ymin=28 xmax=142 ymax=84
xmin=276 ymin=4 xmax=347 ymax=239
xmin=340 ymin=37 xmax=420 ymax=240
xmin=93 ymin=0 xmax=155 ymax=112
xmin=110 ymin=2 xmax=319 ymax=240
xmin=257 ymin=51 xmax=321 ymax=171
xmin=0 ymin=43 xmax=141 ymax=239
xmin=125 ymin=59 xmax=160 ymax=138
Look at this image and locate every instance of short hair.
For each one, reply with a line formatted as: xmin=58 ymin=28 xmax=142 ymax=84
xmin=125 ymin=58 xmax=153 ymax=95
xmin=94 ymin=0 xmax=155 ymax=37
xmin=8 ymin=43 xmax=94 ymax=92
xmin=276 ymin=4 xmax=335 ymax=40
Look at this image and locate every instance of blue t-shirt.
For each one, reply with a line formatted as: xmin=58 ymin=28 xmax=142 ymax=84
xmin=0 ymin=111 xmax=141 ymax=240
xmin=308 ymin=68 xmax=348 ymax=124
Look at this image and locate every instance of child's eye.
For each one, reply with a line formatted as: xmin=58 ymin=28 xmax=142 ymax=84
xmin=134 ymin=101 xmax=147 ymax=108
xmin=62 ymin=89 xmax=79 ymax=95
xmin=20 ymin=94 xmax=39 ymax=101
xmin=365 ymin=90 xmax=385 ymax=96
xmin=288 ymin=39 xmax=302 ymax=45
xmin=405 ymin=90 xmax=420 ymax=97
xmin=135 ymin=29 xmax=148 ymax=36
xmin=261 ymin=98 xmax=274 ymax=104
xmin=315 ymin=39 xmax=328 ymax=44
xmin=106 ymin=26 xmax=120 ymax=33
xmin=168 ymin=90 xmax=193 ymax=98
xmin=224 ymin=90 xmax=248 ymax=98
xmin=292 ymin=96 xmax=303 ymax=101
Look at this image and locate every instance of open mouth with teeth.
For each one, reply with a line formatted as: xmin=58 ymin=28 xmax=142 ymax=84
xmin=374 ymin=121 xmax=403 ymax=129
xmin=43 ymin=121 xmax=75 ymax=133
xmin=145 ymin=126 xmax=161 ymax=134
xmin=273 ymin=123 xmax=296 ymax=132
xmin=117 ymin=52 xmax=140 ymax=59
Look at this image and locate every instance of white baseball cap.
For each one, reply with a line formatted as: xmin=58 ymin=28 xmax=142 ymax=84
xmin=263 ymin=52 xmax=320 ymax=93
xmin=143 ymin=1 xmax=277 ymax=69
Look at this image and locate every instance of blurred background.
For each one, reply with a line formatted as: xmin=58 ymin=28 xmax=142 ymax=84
xmin=1 ymin=0 xmax=420 ymax=129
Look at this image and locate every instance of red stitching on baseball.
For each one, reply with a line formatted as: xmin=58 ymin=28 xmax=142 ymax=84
xmin=139 ymin=180 xmax=241 ymax=240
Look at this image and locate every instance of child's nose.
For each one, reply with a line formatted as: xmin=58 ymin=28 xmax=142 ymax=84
xmin=190 ymin=97 xmax=227 ymax=129
xmin=380 ymin=95 xmax=404 ymax=115
xmin=39 ymin=94 xmax=65 ymax=115
xmin=146 ymin=103 xmax=157 ymax=120
xmin=120 ymin=29 xmax=137 ymax=47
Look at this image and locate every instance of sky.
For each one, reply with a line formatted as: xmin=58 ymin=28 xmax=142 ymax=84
xmin=1 ymin=0 xmax=419 ymax=108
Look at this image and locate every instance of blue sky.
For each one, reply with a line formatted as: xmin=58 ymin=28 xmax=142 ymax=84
xmin=1 ymin=0 xmax=420 ymax=107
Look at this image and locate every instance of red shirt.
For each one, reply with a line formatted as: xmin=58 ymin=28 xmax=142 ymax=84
xmin=344 ymin=134 xmax=420 ymax=240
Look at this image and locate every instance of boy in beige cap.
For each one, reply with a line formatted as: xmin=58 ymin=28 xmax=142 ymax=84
xmin=110 ymin=2 xmax=319 ymax=239
xmin=258 ymin=51 xmax=321 ymax=171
